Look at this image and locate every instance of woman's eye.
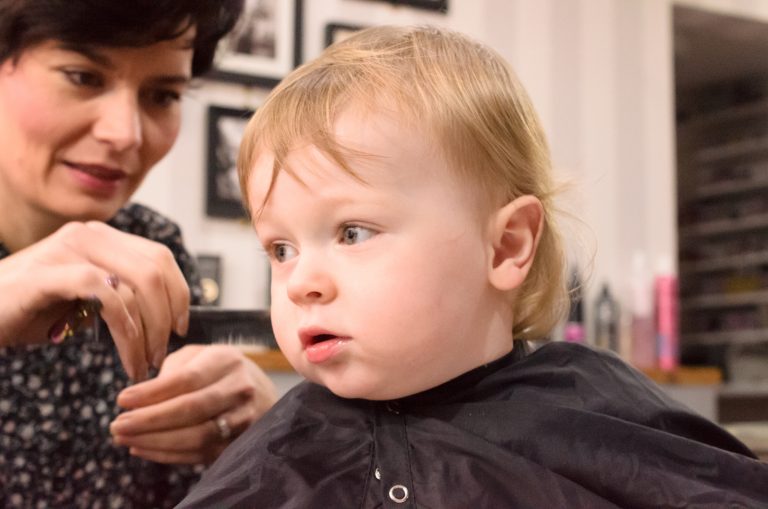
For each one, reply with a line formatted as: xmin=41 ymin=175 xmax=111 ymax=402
xmin=340 ymin=225 xmax=376 ymax=245
xmin=62 ymin=69 xmax=103 ymax=88
xmin=271 ymin=243 xmax=298 ymax=263
xmin=143 ymin=88 xmax=182 ymax=108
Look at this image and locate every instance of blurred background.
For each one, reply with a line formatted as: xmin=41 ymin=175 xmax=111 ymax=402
xmin=132 ymin=0 xmax=768 ymax=444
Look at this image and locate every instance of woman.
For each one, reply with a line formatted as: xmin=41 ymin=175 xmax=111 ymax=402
xmin=0 ymin=1 xmax=277 ymax=507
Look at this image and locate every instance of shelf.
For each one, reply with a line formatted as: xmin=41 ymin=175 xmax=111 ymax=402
xmin=641 ymin=366 xmax=722 ymax=385
xmin=689 ymin=176 xmax=768 ymax=201
xmin=680 ymin=98 xmax=768 ymax=129
xmin=680 ymin=251 xmax=768 ymax=273
xmin=682 ymin=289 xmax=768 ymax=309
xmin=679 ymin=212 xmax=768 ymax=237
xmin=694 ymin=136 xmax=768 ymax=165
xmin=682 ymin=328 xmax=768 ymax=346
xmin=677 ymin=87 xmax=768 ymax=365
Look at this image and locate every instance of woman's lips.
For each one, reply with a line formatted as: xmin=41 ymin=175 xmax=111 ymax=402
xmin=64 ymin=161 xmax=128 ymax=195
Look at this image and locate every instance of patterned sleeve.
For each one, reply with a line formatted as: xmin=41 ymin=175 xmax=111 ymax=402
xmin=107 ymin=203 xmax=204 ymax=305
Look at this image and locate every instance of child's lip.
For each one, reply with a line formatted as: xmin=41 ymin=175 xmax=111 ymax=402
xmin=298 ymin=326 xmax=348 ymax=348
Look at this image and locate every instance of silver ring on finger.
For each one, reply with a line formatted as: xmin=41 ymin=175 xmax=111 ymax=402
xmin=214 ymin=416 xmax=232 ymax=440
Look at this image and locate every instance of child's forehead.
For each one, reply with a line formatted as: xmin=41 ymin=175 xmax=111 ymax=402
xmin=261 ymin=106 xmax=444 ymax=178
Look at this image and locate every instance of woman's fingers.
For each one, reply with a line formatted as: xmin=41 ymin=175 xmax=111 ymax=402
xmin=107 ymin=278 xmax=148 ymax=381
xmin=115 ymin=345 xmax=215 ymax=408
xmin=41 ymin=264 xmax=147 ymax=380
xmin=52 ymin=221 xmax=190 ymax=370
xmin=114 ymin=402 xmax=258 ymax=465
xmin=110 ymin=346 xmax=278 ymax=464
xmin=0 ymin=221 xmax=190 ymax=379
xmin=85 ymin=221 xmax=190 ymax=338
xmin=78 ymin=222 xmax=179 ymax=368
xmin=112 ymin=356 xmax=246 ymax=433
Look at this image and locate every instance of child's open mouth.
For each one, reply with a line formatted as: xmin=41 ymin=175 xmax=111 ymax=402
xmin=310 ymin=334 xmax=337 ymax=344
xmin=299 ymin=328 xmax=349 ymax=363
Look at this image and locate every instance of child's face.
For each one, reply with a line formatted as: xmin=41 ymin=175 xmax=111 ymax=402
xmin=250 ymin=108 xmax=514 ymax=400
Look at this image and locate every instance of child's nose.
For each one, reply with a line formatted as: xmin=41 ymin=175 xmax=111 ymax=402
xmin=286 ymin=255 xmax=337 ymax=305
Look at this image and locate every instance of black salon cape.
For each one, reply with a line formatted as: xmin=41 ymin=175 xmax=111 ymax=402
xmin=177 ymin=342 xmax=768 ymax=508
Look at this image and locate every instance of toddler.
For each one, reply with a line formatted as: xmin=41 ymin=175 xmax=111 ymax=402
xmin=179 ymin=25 xmax=767 ymax=508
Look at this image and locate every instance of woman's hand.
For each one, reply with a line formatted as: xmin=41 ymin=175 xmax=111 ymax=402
xmin=0 ymin=221 xmax=190 ymax=380
xmin=109 ymin=344 xmax=278 ymax=465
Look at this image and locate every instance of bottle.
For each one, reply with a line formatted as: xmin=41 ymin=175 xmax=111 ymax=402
xmin=655 ymin=256 xmax=679 ymax=372
xmin=594 ymin=283 xmax=619 ymax=352
xmin=629 ymin=253 xmax=655 ymax=369
xmin=564 ymin=270 xmax=585 ymax=343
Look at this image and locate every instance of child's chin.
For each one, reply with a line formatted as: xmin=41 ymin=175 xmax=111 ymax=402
xmin=322 ymin=380 xmax=406 ymax=401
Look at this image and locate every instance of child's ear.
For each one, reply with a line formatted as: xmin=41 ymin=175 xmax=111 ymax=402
xmin=487 ymin=195 xmax=544 ymax=291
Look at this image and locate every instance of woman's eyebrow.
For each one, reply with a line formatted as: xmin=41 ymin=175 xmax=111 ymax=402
xmin=55 ymin=42 xmax=192 ymax=84
xmin=57 ymin=43 xmax=113 ymax=68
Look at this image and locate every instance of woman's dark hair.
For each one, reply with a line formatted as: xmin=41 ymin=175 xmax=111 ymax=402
xmin=0 ymin=0 xmax=244 ymax=76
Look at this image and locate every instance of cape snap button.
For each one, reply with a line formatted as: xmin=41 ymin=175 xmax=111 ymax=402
xmin=374 ymin=467 xmax=381 ymax=480
xmin=388 ymin=485 xmax=409 ymax=503
xmin=385 ymin=401 xmax=401 ymax=414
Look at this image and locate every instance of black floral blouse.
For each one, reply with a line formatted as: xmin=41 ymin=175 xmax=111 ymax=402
xmin=0 ymin=203 xmax=204 ymax=508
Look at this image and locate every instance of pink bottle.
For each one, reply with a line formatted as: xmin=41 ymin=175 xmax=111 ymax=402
xmin=655 ymin=257 xmax=679 ymax=372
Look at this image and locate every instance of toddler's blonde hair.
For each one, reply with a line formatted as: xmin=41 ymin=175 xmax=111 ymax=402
xmin=239 ymin=25 xmax=567 ymax=340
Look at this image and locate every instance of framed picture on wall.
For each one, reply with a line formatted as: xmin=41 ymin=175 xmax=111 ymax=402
xmin=210 ymin=0 xmax=304 ymax=86
xmin=357 ymin=0 xmax=448 ymax=13
xmin=324 ymin=22 xmax=366 ymax=47
xmin=206 ymin=105 xmax=255 ymax=219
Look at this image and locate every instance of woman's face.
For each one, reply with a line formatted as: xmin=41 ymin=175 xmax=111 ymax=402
xmin=0 ymin=32 xmax=194 ymax=225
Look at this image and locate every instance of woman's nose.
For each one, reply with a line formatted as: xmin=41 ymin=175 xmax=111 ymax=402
xmin=92 ymin=90 xmax=142 ymax=151
xmin=286 ymin=255 xmax=337 ymax=305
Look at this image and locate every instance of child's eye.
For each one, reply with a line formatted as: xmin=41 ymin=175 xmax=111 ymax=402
xmin=270 ymin=243 xmax=298 ymax=263
xmin=61 ymin=69 xmax=103 ymax=88
xmin=340 ymin=225 xmax=376 ymax=245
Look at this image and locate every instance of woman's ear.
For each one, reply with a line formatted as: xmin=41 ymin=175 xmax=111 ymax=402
xmin=487 ymin=195 xmax=544 ymax=291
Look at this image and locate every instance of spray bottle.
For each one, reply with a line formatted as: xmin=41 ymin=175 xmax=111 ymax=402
xmin=594 ymin=283 xmax=619 ymax=352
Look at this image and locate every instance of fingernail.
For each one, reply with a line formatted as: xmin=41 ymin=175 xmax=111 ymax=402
xmin=106 ymin=273 xmax=120 ymax=289
xmin=48 ymin=318 xmax=71 ymax=344
xmin=176 ymin=314 xmax=188 ymax=337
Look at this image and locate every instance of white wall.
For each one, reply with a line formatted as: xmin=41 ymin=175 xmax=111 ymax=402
xmin=135 ymin=0 xmax=768 ymax=322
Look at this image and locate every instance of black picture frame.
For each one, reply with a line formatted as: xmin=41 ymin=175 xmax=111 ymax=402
xmin=358 ymin=0 xmax=448 ymax=13
xmin=324 ymin=22 xmax=366 ymax=47
xmin=209 ymin=0 xmax=304 ymax=86
xmin=205 ymin=105 xmax=255 ymax=219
